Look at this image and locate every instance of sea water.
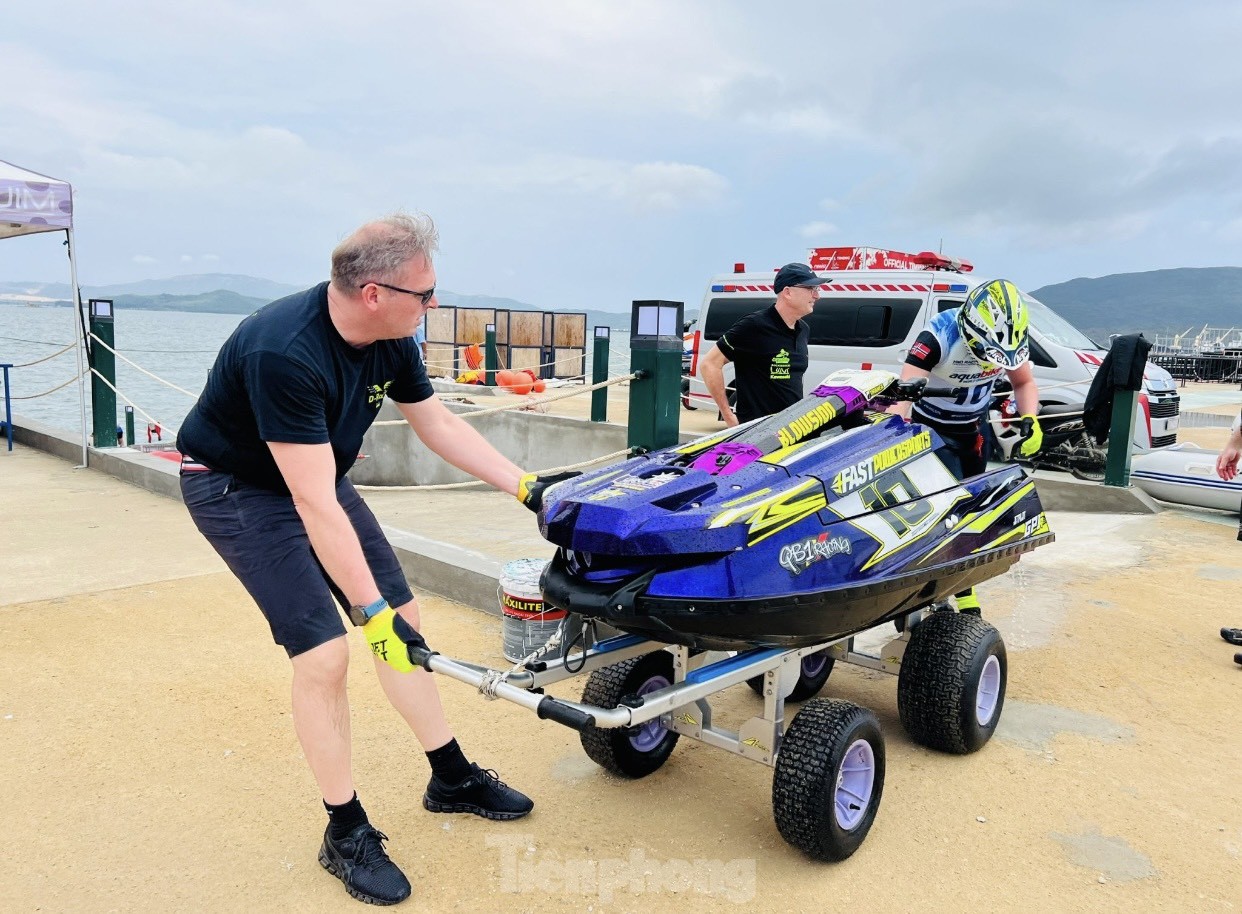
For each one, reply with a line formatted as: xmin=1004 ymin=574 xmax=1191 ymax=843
xmin=0 ymin=302 xmax=630 ymax=437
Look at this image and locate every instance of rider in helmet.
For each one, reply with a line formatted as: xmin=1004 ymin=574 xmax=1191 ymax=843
xmin=887 ymin=278 xmax=1043 ymax=614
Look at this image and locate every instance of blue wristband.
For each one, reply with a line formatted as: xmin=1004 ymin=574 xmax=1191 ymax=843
xmin=350 ymin=597 xmax=390 ymax=626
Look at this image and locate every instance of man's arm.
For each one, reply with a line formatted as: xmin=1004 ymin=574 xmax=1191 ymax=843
xmin=1006 ymin=362 xmax=1040 ymax=416
xmin=887 ymin=331 xmax=941 ymax=420
xmin=1218 ymin=412 xmax=1242 ymax=482
xmin=886 ymin=363 xmax=931 ymax=420
xmin=395 ymin=395 xmax=525 ymax=494
xmin=267 ymin=441 xmax=382 ymax=607
xmin=699 ymin=345 xmax=738 ymax=427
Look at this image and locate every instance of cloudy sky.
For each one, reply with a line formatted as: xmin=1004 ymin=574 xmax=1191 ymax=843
xmin=2 ymin=0 xmax=1240 ymax=311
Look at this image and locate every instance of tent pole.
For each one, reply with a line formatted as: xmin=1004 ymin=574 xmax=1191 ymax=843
xmin=66 ymin=226 xmax=89 ymax=468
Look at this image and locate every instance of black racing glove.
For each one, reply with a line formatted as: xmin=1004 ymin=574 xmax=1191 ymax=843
xmin=517 ymin=471 xmax=581 ymax=513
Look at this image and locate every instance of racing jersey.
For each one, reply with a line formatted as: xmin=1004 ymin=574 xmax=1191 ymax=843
xmin=905 ymin=309 xmax=1003 ymax=427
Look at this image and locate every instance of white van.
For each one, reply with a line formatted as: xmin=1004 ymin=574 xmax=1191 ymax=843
xmin=683 ymin=246 xmax=1180 ymax=451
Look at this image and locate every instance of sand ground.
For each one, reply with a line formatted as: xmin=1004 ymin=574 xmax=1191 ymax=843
xmin=1 ymin=383 xmax=1240 ymax=913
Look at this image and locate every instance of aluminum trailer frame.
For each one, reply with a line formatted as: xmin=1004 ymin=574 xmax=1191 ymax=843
xmin=403 ymin=606 xmax=1006 ymax=861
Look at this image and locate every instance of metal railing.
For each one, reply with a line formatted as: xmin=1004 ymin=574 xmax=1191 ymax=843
xmin=1150 ymin=354 xmax=1242 ymax=384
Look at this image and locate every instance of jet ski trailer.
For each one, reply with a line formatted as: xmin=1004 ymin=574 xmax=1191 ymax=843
xmin=404 ymin=369 xmax=1054 ymax=861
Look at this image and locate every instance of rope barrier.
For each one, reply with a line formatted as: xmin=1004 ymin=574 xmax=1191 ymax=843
xmin=0 ymin=334 xmax=73 ymax=347
xmin=6 ymin=340 xmax=78 ymax=367
xmin=371 ymin=371 xmax=641 ymax=426
xmin=994 ymin=409 xmax=1084 ymax=425
xmin=352 ymin=447 xmax=634 ymax=492
xmin=6 ymin=371 xmax=85 ymax=400
xmin=88 ymin=333 xmax=201 ymax=400
xmin=88 ymin=368 xmax=174 ymax=434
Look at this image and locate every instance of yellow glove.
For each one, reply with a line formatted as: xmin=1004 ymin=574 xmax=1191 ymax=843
xmin=364 ymin=606 xmax=419 ymax=673
xmin=1018 ymin=415 xmax=1043 ymax=457
xmin=517 ymin=471 xmax=581 ymax=513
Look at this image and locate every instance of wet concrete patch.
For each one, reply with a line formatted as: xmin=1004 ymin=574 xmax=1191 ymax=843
xmin=1197 ymin=565 xmax=1242 ymax=581
xmin=996 ymin=699 xmax=1135 ymax=755
xmin=982 ymin=565 xmax=1070 ymax=650
xmin=1050 ymin=827 xmax=1156 ymax=882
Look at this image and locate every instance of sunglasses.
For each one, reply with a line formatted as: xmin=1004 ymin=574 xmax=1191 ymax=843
xmin=361 ymin=281 xmax=436 ymax=306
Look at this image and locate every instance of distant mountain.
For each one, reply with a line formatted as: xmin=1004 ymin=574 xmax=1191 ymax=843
xmin=0 ymin=276 xmax=636 ymax=326
xmin=100 ymin=273 xmax=304 ymax=299
xmin=1031 ymin=267 xmax=1242 ymax=344
xmin=110 ymin=290 xmax=269 ymax=314
xmin=0 ymin=273 xmax=302 ymax=302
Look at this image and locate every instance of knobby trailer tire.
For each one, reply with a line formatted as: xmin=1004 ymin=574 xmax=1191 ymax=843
xmin=897 ymin=612 xmax=1008 ymax=754
xmin=772 ymin=698 xmax=885 ymax=861
xmin=579 ymin=651 xmax=681 ymax=778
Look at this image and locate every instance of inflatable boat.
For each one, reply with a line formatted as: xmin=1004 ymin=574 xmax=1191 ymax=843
xmin=1130 ymin=443 xmax=1242 ymax=513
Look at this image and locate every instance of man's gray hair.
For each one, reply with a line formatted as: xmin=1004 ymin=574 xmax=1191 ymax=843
xmin=330 ymin=212 xmax=440 ymax=289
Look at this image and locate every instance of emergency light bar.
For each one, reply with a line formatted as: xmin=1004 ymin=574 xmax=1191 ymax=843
xmin=910 ymin=251 xmax=973 ymax=273
xmin=807 ymin=246 xmax=973 ymax=274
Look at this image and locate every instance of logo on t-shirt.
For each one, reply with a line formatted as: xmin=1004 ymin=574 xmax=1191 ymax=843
xmin=367 ymin=380 xmax=393 ymax=407
xmin=770 ymin=349 xmax=791 ymax=380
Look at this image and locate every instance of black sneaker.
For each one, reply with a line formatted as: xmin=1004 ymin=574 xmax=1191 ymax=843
xmin=423 ymin=763 xmax=534 ymax=820
xmin=1221 ymin=628 xmax=1242 ymax=646
xmin=318 ymin=823 xmax=412 ymax=906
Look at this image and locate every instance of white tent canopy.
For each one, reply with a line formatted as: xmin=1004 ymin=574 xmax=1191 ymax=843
xmin=0 ymin=158 xmax=88 ymax=461
xmin=0 ymin=159 xmax=74 ymax=239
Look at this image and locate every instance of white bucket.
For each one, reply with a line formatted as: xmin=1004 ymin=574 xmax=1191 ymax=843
xmin=499 ymin=558 xmax=565 ymax=662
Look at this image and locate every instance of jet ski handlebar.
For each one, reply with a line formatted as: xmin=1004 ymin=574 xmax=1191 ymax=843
xmin=884 ymin=377 xmax=959 ymax=402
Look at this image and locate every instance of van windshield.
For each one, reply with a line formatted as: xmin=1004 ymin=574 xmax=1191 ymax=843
xmin=1022 ymin=294 xmax=1100 ymax=351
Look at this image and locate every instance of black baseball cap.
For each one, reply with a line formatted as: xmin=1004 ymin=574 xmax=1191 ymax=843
xmin=774 ymin=262 xmax=830 ymax=293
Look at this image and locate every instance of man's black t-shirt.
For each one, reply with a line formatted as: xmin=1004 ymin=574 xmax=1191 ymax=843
xmin=177 ymin=282 xmax=434 ymax=493
xmin=716 ymin=305 xmax=809 ymax=423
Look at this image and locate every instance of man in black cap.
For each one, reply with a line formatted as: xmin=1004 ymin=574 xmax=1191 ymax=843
xmin=700 ymin=262 xmax=828 ymax=426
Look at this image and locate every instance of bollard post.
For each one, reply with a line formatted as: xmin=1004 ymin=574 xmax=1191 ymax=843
xmin=484 ymin=323 xmax=498 ymax=387
xmin=1100 ymin=332 xmax=1151 ymax=488
xmin=627 ymin=301 xmax=683 ymax=452
xmin=1 ymin=363 xmax=12 ymax=452
xmin=591 ymin=325 xmax=610 ymax=422
xmin=1103 ymin=390 xmax=1138 ymax=486
xmin=88 ymin=299 xmax=117 ymax=448
xmin=125 ymin=405 xmax=136 ymax=447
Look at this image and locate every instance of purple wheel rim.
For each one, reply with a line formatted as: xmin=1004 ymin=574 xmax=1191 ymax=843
xmin=834 ymin=738 xmax=876 ymax=831
xmin=975 ymin=655 xmax=1002 ymax=726
xmin=801 ymin=651 xmax=829 ymax=679
xmin=629 ymin=675 xmax=672 ymax=752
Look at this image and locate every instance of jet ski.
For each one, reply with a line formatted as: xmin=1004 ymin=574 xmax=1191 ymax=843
xmin=538 ymin=369 xmax=1055 ymax=652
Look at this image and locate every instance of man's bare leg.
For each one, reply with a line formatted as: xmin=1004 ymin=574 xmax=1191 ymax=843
xmin=290 ymin=636 xmax=355 ymax=804
xmin=372 ymin=599 xmax=453 ymax=750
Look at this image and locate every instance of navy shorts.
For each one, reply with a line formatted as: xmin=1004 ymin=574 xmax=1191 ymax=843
xmin=180 ymin=469 xmax=415 ymax=658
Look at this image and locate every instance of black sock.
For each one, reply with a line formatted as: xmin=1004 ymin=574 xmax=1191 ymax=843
xmin=324 ymin=793 xmax=368 ymax=841
xmin=426 ymin=738 xmax=472 ymax=785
